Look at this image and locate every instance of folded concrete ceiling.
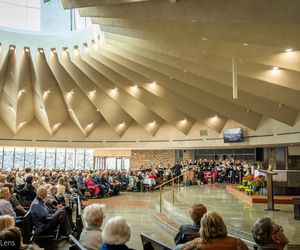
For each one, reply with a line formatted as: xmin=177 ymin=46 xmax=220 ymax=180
xmin=0 ymin=0 xmax=299 ymax=139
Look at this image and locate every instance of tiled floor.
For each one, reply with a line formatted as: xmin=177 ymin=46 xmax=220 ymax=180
xmin=85 ymin=184 xmax=300 ymax=249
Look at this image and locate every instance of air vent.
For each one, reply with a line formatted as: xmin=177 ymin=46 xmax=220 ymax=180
xmin=200 ymin=129 xmax=208 ymax=136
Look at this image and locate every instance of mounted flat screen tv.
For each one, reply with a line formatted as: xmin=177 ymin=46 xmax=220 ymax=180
xmin=223 ymin=128 xmax=244 ymax=143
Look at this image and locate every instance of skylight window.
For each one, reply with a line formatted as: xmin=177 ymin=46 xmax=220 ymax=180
xmin=0 ymin=0 xmax=41 ymax=31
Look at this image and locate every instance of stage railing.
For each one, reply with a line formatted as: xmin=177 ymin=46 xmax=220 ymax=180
xmin=154 ymin=172 xmax=188 ymax=212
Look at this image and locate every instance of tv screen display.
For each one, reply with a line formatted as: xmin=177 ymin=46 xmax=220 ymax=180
xmin=223 ymin=128 xmax=244 ymax=143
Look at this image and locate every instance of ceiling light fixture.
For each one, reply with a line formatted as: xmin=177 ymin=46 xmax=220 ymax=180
xmin=152 ymin=81 xmax=157 ymax=84
xmin=202 ymin=37 xmax=208 ymax=41
xmin=39 ymin=48 xmax=44 ymax=53
xmin=51 ymin=48 xmax=57 ymax=53
xmin=24 ymin=47 xmax=30 ymax=52
xmin=272 ymin=66 xmax=279 ymax=70
xmin=285 ymin=48 xmax=293 ymax=52
xmin=133 ymin=84 xmax=138 ymax=88
xmin=243 ymin=43 xmax=249 ymax=46
xmin=9 ymin=45 xmax=15 ymax=50
xmin=114 ymin=87 xmax=119 ymax=91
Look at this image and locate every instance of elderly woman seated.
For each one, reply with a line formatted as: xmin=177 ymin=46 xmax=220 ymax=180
xmin=80 ymin=203 xmax=105 ymax=250
xmin=177 ymin=211 xmax=248 ymax=250
xmin=101 ymin=216 xmax=133 ymax=250
xmin=174 ymin=203 xmax=207 ymax=244
xmin=85 ymin=174 xmax=100 ymax=197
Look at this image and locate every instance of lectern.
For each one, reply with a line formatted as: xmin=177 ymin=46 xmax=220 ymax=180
xmin=259 ymin=169 xmax=279 ymax=211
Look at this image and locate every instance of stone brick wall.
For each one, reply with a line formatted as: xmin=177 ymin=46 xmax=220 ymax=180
xmin=131 ymin=150 xmax=176 ymax=169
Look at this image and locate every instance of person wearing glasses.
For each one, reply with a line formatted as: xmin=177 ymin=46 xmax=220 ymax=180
xmin=252 ymin=217 xmax=289 ymax=250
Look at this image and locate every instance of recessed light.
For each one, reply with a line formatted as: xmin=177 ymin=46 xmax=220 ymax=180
xmin=285 ymin=48 xmax=293 ymax=52
xmin=152 ymin=81 xmax=157 ymax=84
xmin=9 ymin=45 xmax=15 ymax=50
xmin=191 ymin=20 xmax=197 ymax=23
xmin=24 ymin=47 xmax=30 ymax=52
xmin=39 ymin=48 xmax=44 ymax=53
xmin=243 ymin=43 xmax=249 ymax=46
xmin=114 ymin=87 xmax=119 ymax=91
xmin=202 ymin=37 xmax=207 ymax=41
xmin=133 ymin=84 xmax=138 ymax=88
xmin=272 ymin=66 xmax=279 ymax=70
xmin=51 ymin=48 xmax=57 ymax=53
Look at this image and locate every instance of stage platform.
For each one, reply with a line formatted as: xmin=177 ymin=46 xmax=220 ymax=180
xmin=226 ymin=184 xmax=296 ymax=204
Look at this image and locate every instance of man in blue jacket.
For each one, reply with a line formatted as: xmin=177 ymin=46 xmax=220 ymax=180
xmin=30 ymin=187 xmax=72 ymax=236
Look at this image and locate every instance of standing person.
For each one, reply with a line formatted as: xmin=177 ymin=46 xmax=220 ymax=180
xmin=252 ymin=217 xmax=289 ymax=250
xmin=172 ymin=161 xmax=182 ymax=184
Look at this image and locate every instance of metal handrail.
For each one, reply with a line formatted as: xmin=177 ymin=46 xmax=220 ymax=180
xmin=155 ymin=171 xmax=189 ymax=212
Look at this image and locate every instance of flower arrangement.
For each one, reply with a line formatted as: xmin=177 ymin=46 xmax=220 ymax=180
xmin=239 ymin=174 xmax=265 ymax=195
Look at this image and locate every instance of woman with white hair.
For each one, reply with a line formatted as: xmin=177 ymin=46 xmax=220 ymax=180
xmin=80 ymin=204 xmax=105 ymax=250
xmin=101 ymin=216 xmax=133 ymax=250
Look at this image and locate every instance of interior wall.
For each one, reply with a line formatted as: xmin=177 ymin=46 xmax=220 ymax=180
xmin=130 ymin=150 xmax=175 ymax=169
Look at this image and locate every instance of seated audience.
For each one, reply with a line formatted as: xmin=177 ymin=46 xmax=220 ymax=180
xmin=0 ymin=215 xmax=15 ymax=231
xmin=174 ymin=203 xmax=207 ymax=244
xmin=101 ymin=216 xmax=133 ymax=250
xmin=252 ymin=217 xmax=289 ymax=250
xmin=80 ymin=203 xmax=105 ymax=250
xmin=0 ymin=187 xmax=16 ymax=218
xmin=30 ymin=187 xmax=72 ymax=236
xmin=178 ymin=211 xmax=248 ymax=250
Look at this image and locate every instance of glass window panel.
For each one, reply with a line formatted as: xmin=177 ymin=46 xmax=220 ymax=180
xmin=85 ymin=150 xmax=93 ymax=170
xmin=45 ymin=148 xmax=55 ymax=169
xmin=0 ymin=148 xmax=3 ymax=168
xmin=105 ymin=158 xmax=116 ymax=170
xmin=14 ymin=148 xmax=25 ymax=169
xmin=76 ymin=149 xmax=85 ymax=169
xmin=3 ymin=148 xmax=14 ymax=169
xmin=36 ymin=148 xmax=46 ymax=169
xmin=56 ymin=149 xmax=66 ymax=170
xmin=66 ymin=149 xmax=75 ymax=170
xmin=123 ymin=158 xmax=130 ymax=171
xmin=25 ymin=148 xmax=35 ymax=168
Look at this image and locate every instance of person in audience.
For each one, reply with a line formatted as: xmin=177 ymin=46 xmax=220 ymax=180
xmin=21 ymin=176 xmax=36 ymax=201
xmin=0 ymin=215 xmax=15 ymax=231
xmin=80 ymin=203 xmax=105 ymax=250
xmin=174 ymin=203 xmax=207 ymax=244
xmin=0 ymin=174 xmax=6 ymax=188
xmin=75 ymin=171 xmax=86 ymax=196
xmin=4 ymin=183 xmax=27 ymax=216
xmin=85 ymin=174 xmax=100 ymax=197
xmin=101 ymin=216 xmax=133 ymax=250
xmin=56 ymin=177 xmax=66 ymax=195
xmin=24 ymin=168 xmax=33 ymax=182
xmin=178 ymin=211 xmax=248 ymax=250
xmin=0 ymin=187 xmax=16 ymax=218
xmin=30 ymin=187 xmax=72 ymax=236
xmin=252 ymin=217 xmax=289 ymax=250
